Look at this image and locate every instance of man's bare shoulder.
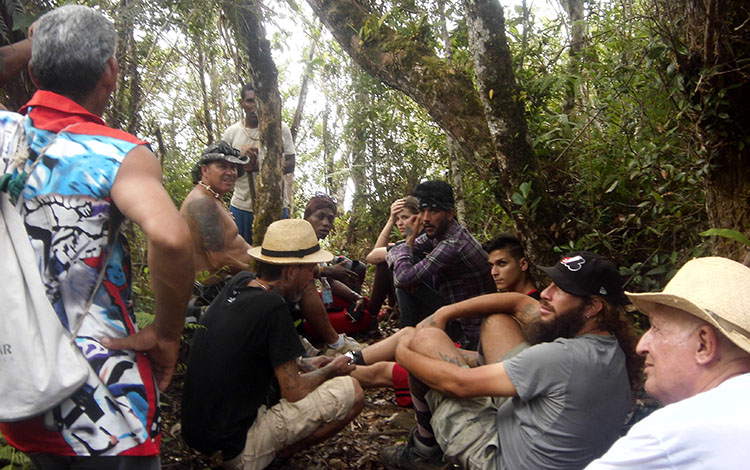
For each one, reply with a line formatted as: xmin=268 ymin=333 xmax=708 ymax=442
xmin=180 ymin=186 xmax=213 ymax=215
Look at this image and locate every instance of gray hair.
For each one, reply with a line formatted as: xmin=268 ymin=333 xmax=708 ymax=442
xmin=30 ymin=5 xmax=116 ymax=101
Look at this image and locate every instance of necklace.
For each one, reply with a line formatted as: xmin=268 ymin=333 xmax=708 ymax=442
xmin=251 ymin=279 xmax=270 ymax=291
xmin=198 ymin=181 xmax=221 ymax=199
xmin=198 ymin=181 xmax=234 ymax=220
xmin=243 ymin=125 xmax=261 ymax=142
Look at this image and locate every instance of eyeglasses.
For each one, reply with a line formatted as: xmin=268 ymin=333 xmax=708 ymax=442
xmin=314 ymin=192 xmax=338 ymax=204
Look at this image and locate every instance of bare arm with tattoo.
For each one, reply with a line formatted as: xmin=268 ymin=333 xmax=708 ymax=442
xmin=395 ymin=329 xmax=518 ymax=398
xmin=274 ymin=355 xmax=355 ymax=403
xmin=180 ymin=191 xmax=252 ymax=281
xmin=417 ymin=292 xmax=539 ymax=331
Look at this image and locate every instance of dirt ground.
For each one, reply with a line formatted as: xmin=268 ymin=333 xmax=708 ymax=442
xmin=160 ymin=320 xmax=418 ymax=470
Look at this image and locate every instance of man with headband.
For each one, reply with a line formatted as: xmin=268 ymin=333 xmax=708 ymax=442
xmin=181 ymin=219 xmax=364 ymax=469
xmin=180 ymin=140 xmax=253 ymax=305
xmin=386 ymin=180 xmax=495 ymax=350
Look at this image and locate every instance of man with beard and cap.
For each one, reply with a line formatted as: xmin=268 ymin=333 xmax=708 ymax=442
xmin=385 ymin=180 xmax=495 ymax=350
xmin=585 ymin=257 xmax=750 ymax=470
xmin=380 ymin=252 xmax=641 ymax=470
xmin=180 ymin=140 xmax=252 ymax=305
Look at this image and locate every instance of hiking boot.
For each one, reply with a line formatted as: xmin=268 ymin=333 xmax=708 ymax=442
xmin=323 ymin=333 xmax=362 ymax=356
xmin=380 ymin=428 xmax=447 ymax=470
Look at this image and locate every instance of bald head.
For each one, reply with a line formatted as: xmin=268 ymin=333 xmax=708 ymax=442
xmin=637 ymin=304 xmax=750 ymax=405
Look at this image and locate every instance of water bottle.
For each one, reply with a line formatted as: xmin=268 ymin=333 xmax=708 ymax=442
xmin=320 ymin=277 xmax=333 ymax=307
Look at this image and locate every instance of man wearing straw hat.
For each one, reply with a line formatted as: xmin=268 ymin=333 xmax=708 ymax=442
xmin=181 ymin=219 xmax=364 ymax=470
xmin=585 ymin=256 xmax=750 ymax=469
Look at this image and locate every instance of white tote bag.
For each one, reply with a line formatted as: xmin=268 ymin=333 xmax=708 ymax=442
xmin=0 ymin=192 xmax=91 ymax=421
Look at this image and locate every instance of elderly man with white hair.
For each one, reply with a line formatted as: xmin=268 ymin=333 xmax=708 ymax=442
xmin=585 ymin=256 xmax=750 ymax=470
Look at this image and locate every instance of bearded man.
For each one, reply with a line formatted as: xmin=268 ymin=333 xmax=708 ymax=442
xmin=381 ymin=252 xmax=641 ymax=470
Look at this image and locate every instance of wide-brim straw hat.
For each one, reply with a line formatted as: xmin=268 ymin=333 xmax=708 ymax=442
xmin=248 ymin=219 xmax=333 ymax=265
xmin=626 ymin=256 xmax=750 ymax=353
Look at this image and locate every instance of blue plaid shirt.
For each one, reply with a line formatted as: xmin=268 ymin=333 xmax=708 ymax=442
xmin=387 ymin=220 xmax=495 ymax=348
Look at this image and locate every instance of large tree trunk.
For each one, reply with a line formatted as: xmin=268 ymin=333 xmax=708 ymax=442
xmin=306 ymin=0 xmax=561 ymax=263
xmin=224 ymin=0 xmax=284 ymax=245
xmin=652 ymin=0 xmax=750 ymax=261
xmin=109 ymin=0 xmax=142 ymax=133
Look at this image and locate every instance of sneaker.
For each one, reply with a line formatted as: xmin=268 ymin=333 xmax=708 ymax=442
xmin=298 ymin=335 xmax=321 ymax=357
xmin=323 ymin=333 xmax=362 ymax=356
xmin=380 ymin=429 xmax=447 ymax=470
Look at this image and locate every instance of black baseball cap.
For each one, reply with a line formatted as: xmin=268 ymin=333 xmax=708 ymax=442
xmin=540 ymin=252 xmax=627 ymax=305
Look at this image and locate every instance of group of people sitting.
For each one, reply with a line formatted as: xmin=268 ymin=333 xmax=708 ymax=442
xmin=2 ymin=6 xmax=748 ymax=470
xmin=178 ymin=141 xmax=750 ymax=470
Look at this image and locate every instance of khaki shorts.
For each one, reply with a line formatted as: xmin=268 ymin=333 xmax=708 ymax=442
xmin=224 ymin=376 xmax=356 ymax=470
xmin=427 ymin=342 xmax=529 ymax=470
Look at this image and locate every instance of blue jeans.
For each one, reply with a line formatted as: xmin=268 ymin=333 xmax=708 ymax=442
xmin=230 ymin=206 xmax=254 ymax=244
xmin=396 ymin=283 xmax=446 ymax=327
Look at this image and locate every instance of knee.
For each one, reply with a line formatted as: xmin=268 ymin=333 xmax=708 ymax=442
xmin=350 ymin=378 xmax=365 ymax=414
xmin=411 ymin=328 xmax=450 ymax=353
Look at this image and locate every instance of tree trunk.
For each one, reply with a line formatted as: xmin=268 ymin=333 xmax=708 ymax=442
xmin=560 ymin=0 xmax=585 ymax=116
xmin=438 ymin=0 xmax=466 ymax=223
xmin=652 ymin=0 xmax=750 ymax=260
xmin=306 ymin=0 xmax=562 ymax=264
xmin=291 ymin=37 xmax=318 ymax=142
xmin=346 ymin=86 xmax=369 ymax=249
xmin=462 ymin=0 xmax=558 ymax=263
xmin=224 ymin=0 xmax=284 ymax=245
xmin=109 ymin=0 xmax=142 ymax=134
xmin=194 ymin=36 xmax=215 ymax=143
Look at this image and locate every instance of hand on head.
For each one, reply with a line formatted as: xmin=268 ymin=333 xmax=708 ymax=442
xmin=389 ymin=198 xmax=406 ymax=220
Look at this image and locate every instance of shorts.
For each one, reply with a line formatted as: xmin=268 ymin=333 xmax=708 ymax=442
xmin=224 ymin=376 xmax=356 ymax=470
xmin=426 ymin=342 xmax=529 ymax=470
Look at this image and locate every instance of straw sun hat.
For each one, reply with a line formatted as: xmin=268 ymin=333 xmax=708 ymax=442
xmin=248 ymin=219 xmax=333 ymax=265
xmin=626 ymin=257 xmax=750 ymax=353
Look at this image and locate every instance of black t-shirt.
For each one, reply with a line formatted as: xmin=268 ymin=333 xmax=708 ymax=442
xmin=181 ymin=272 xmax=305 ymax=459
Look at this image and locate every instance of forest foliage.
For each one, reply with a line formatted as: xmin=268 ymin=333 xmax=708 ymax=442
xmin=1 ymin=0 xmax=747 ymax=304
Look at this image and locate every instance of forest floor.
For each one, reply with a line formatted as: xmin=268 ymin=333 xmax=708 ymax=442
xmin=160 ymin=318 xmax=421 ymax=470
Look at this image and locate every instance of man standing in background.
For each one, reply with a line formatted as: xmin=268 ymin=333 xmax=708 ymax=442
xmin=223 ymin=83 xmax=296 ymax=243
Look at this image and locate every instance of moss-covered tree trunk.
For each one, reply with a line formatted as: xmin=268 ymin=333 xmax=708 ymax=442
xmin=653 ymin=0 xmax=750 ymax=261
xmin=306 ymin=0 xmax=561 ymax=263
xmin=224 ymin=0 xmax=284 ymax=245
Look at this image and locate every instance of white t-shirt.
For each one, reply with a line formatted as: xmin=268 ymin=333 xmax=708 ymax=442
xmin=222 ymin=121 xmax=296 ymax=211
xmin=585 ymin=373 xmax=750 ymax=470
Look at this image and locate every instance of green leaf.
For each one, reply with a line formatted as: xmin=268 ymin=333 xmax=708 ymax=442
xmin=699 ymin=229 xmax=750 ymax=246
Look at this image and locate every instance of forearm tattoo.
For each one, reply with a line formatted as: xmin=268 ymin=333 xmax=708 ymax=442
xmin=438 ymin=351 xmax=462 ymax=366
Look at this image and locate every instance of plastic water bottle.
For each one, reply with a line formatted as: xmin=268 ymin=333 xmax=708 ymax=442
xmin=320 ymin=277 xmax=333 ymax=307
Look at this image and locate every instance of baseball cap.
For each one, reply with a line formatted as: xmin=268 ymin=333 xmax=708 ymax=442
xmin=540 ymin=251 xmax=627 ymax=305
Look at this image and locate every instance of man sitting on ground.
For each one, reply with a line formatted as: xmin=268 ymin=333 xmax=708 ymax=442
xmin=350 ymin=232 xmax=539 ymax=407
xmin=181 ymin=219 xmax=364 ymax=469
xmin=387 ymin=180 xmax=495 ymax=349
xmin=485 ymin=232 xmax=539 ymax=299
xmin=180 ymin=141 xmax=251 ymax=305
xmin=585 ymin=256 xmax=750 ymax=469
xmin=381 ymin=252 xmax=640 ymax=470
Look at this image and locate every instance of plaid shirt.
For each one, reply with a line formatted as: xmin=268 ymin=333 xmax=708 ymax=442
xmin=387 ymin=220 xmax=495 ymax=348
